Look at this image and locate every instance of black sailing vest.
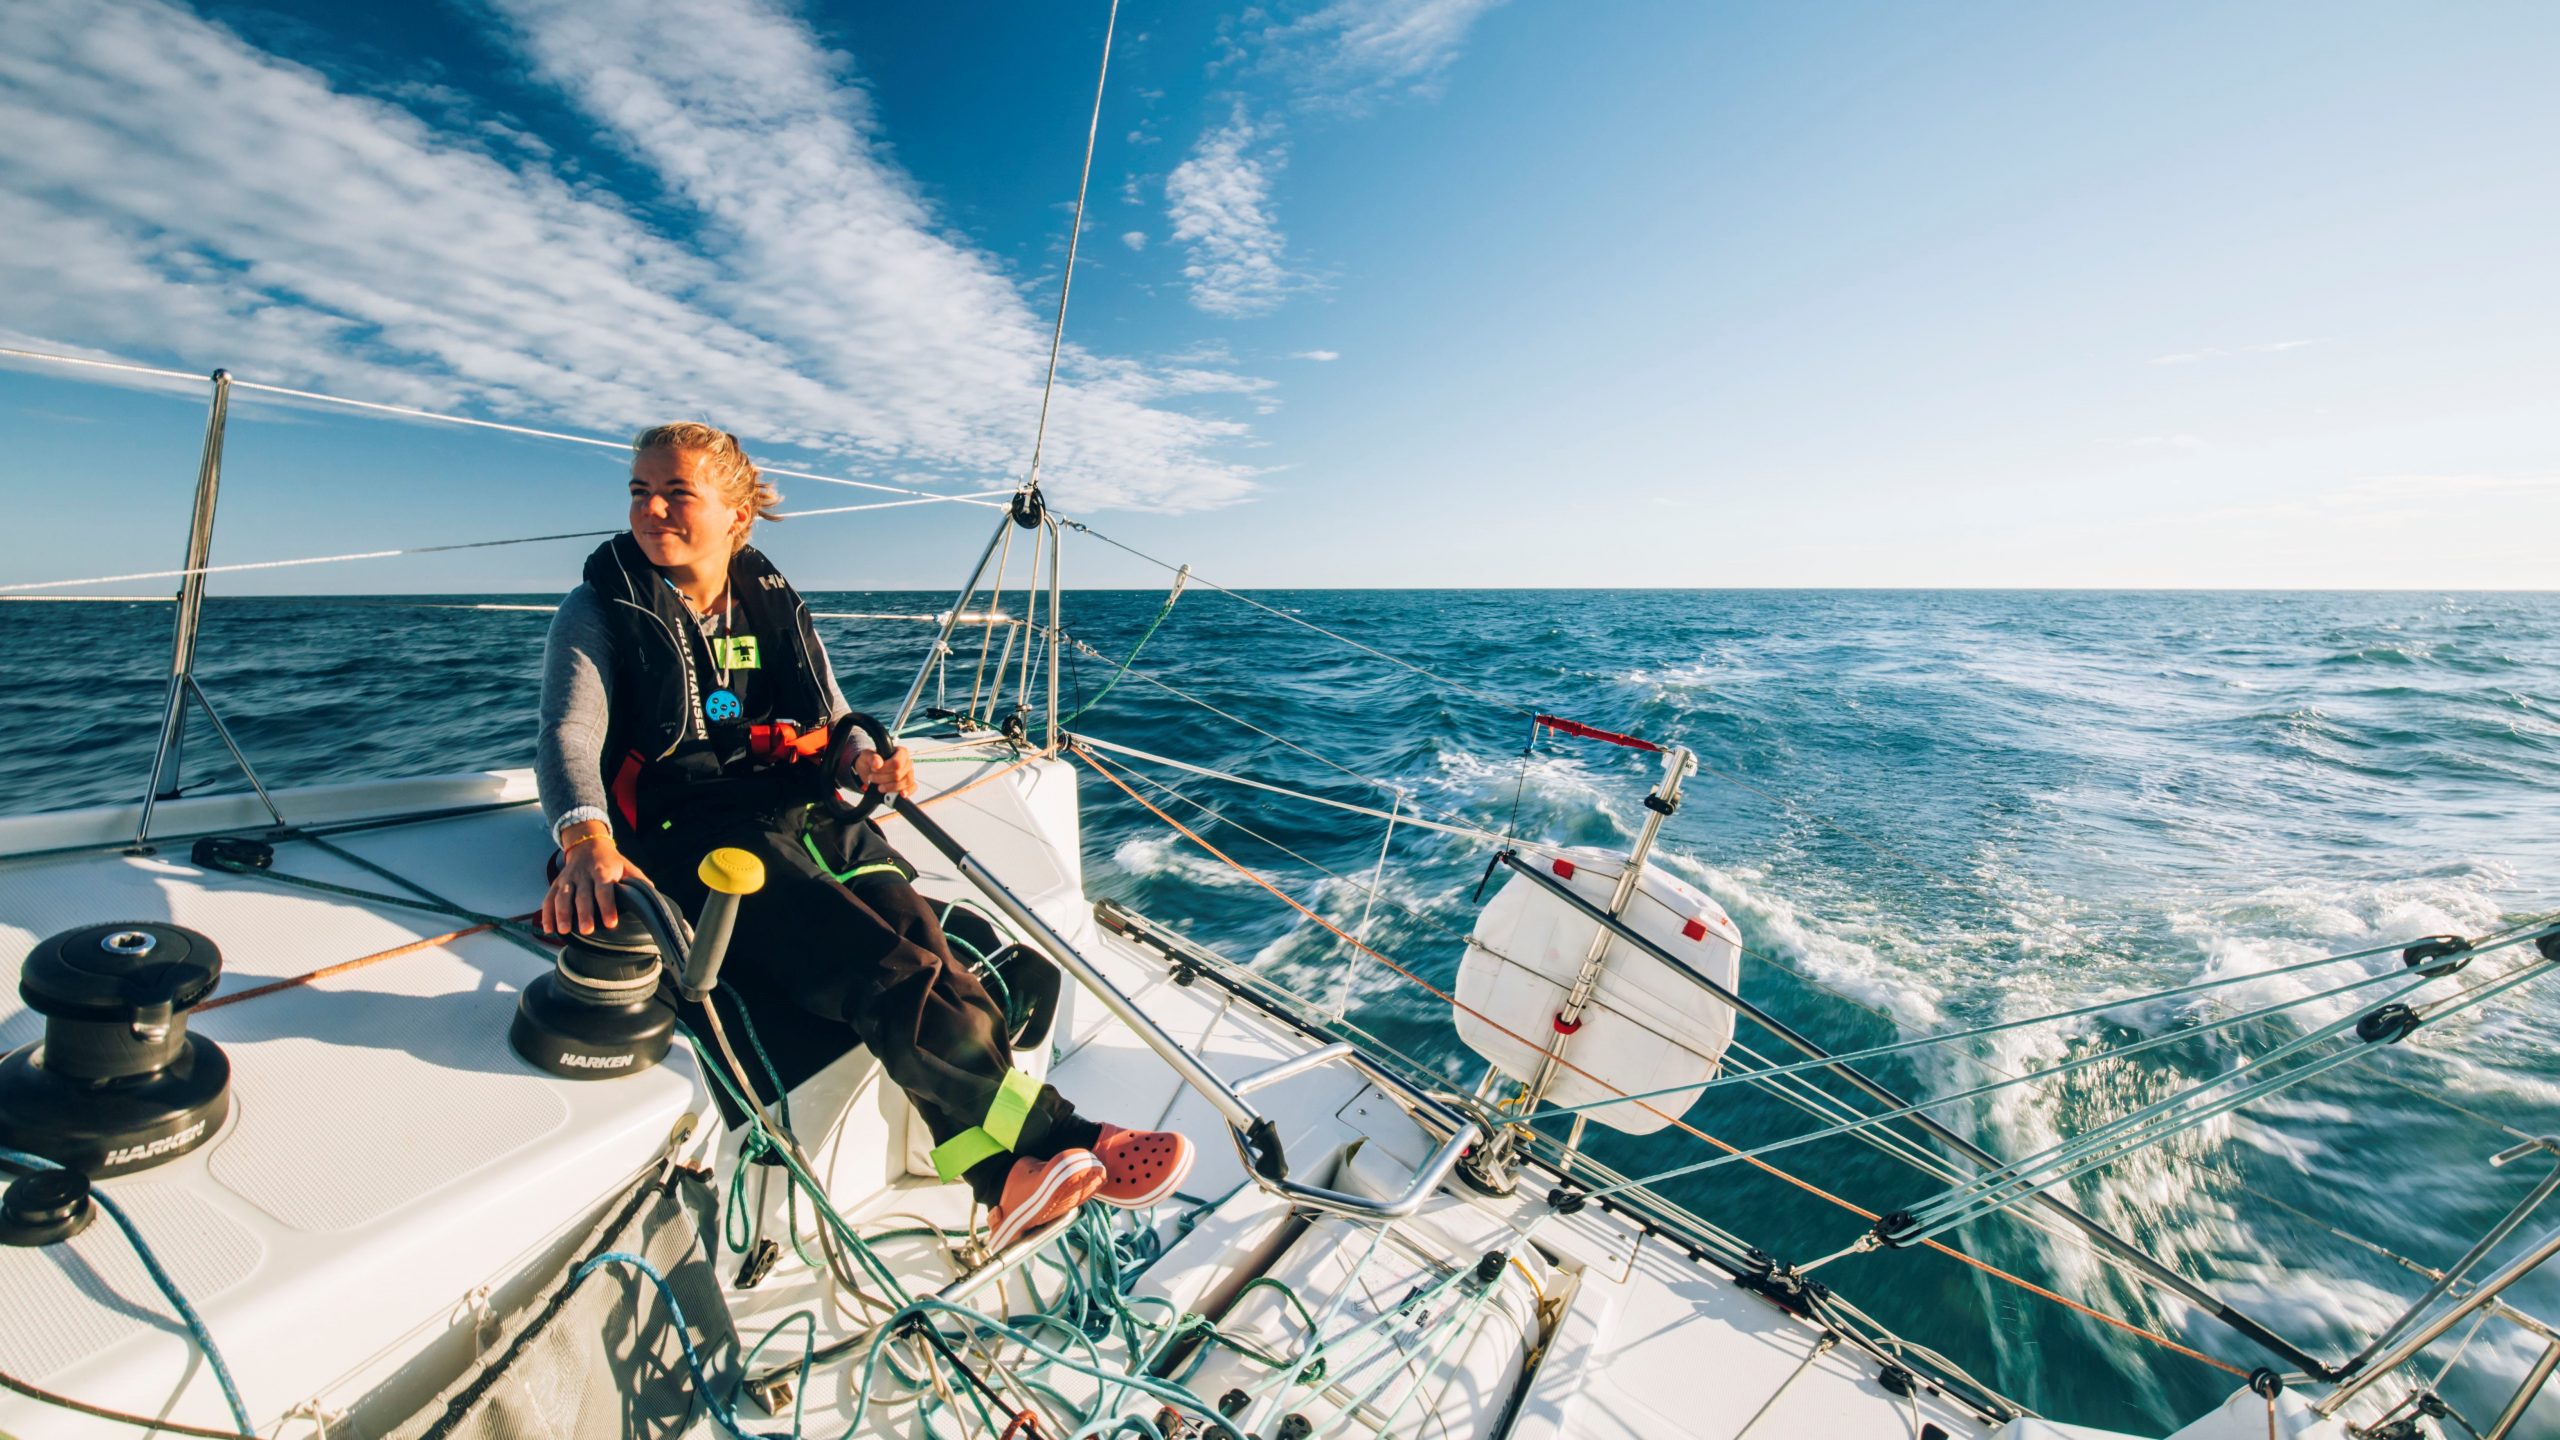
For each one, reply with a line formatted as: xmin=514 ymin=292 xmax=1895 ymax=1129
xmin=579 ymin=534 xmax=900 ymax=880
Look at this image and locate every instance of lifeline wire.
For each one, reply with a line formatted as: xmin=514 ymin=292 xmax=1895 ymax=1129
xmin=1061 ymin=611 xmax=2560 ymax=1283
xmin=1068 ymin=740 xmax=2252 ymax=1378
xmin=1056 ymin=519 xmax=2110 ymax=940
xmin=1091 ymin=747 xmax=2447 ymax=1348
xmin=1 ymin=493 xmax=1010 ymax=595
xmin=0 ymin=345 xmax=1009 ymax=507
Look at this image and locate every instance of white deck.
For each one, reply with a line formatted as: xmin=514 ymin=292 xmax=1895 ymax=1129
xmin=0 ymin=750 xmax=2241 ymax=1439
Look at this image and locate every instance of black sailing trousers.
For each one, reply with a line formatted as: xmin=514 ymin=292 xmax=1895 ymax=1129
xmin=636 ymin=803 xmax=1091 ymax=1205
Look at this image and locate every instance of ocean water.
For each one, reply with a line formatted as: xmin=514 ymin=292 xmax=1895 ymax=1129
xmin=9 ymin=587 xmax=2560 ymax=1432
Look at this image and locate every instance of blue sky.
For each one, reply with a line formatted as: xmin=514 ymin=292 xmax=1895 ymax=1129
xmin=2 ymin=0 xmax=2555 ymax=593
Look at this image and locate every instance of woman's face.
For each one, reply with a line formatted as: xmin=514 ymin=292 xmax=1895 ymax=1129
xmin=629 ymin=448 xmax=746 ymax=573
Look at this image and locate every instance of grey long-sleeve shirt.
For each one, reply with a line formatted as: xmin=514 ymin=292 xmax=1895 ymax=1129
xmin=535 ymin=582 xmax=855 ymax=840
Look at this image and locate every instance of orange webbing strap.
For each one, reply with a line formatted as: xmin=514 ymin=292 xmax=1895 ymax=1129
xmin=1068 ymin=741 xmax=2249 ymax=1379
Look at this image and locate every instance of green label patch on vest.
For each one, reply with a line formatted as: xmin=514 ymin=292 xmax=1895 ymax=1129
xmin=710 ymin=636 xmax=761 ymax=670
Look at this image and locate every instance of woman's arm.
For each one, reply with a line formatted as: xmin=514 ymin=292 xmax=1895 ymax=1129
xmin=812 ymin=625 xmax=913 ymax=797
xmin=537 ymin=586 xmax=618 ymax=839
xmin=539 ymin=586 xmax=650 ymax=931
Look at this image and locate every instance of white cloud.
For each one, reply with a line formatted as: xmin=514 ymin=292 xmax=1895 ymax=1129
xmin=1256 ymin=0 xmax=1506 ymax=109
xmin=1165 ymin=2 xmax=1498 ymax=322
xmin=0 ymin=0 xmax=1261 ymax=510
xmin=1291 ymin=349 xmax=1340 ymax=361
xmin=1166 ymin=108 xmax=1296 ymax=317
xmin=1121 ymin=230 xmax=1148 ymax=251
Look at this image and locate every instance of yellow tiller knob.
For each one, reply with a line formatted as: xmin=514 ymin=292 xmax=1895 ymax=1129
xmin=698 ymin=847 xmax=767 ymax=896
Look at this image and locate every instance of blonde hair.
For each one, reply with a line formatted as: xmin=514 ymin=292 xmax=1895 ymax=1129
xmin=632 ymin=423 xmax=783 ymax=545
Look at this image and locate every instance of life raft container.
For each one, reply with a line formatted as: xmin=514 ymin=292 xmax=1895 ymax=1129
xmin=1455 ymin=847 xmax=1740 ymax=1135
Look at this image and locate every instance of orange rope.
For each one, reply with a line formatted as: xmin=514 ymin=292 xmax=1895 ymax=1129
xmin=196 ymin=756 xmax=1028 ymax=1016
xmin=198 ymin=917 xmax=522 ymax=1012
xmin=915 ymin=754 xmax=1039 ymax=811
xmin=1069 ymin=741 xmax=2248 ymax=1378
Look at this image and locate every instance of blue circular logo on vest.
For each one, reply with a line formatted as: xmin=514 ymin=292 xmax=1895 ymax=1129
xmin=704 ymin=689 xmax=743 ymax=723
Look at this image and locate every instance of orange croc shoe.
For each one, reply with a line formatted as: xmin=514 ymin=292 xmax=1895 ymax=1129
xmin=985 ymin=1150 xmax=1105 ymax=1250
xmin=1092 ymin=1124 xmax=1195 ymax=1209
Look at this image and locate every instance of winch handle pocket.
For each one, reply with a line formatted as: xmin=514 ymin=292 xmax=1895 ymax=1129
xmin=825 ymin=711 xmax=898 ymax=823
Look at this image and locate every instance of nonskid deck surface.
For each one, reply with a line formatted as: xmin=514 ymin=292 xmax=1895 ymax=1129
xmin=0 ymin=752 xmax=2000 ymax=1440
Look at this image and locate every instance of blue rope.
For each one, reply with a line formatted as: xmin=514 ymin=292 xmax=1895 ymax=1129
xmin=0 ymin=1146 xmax=255 ymax=1435
xmin=576 ymin=1250 xmax=811 ymax=1440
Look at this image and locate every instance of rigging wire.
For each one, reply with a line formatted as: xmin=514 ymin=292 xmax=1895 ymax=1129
xmin=1054 ymin=522 xmax=2108 ymax=942
xmin=1090 ymin=747 xmax=2500 ymax=1346
xmin=1067 ymin=738 xmax=2252 ymax=1378
xmin=1059 ymin=521 xmax=1535 ymax=716
xmin=0 ymin=494 xmax=1008 ymax=595
xmin=1058 ymin=602 xmax=2560 ymax=1260
xmin=1021 ymin=0 xmax=1119 ymax=495
xmin=0 ymin=345 xmax=1009 ymax=507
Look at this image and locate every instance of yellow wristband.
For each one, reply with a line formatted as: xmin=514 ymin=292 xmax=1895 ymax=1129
xmin=561 ymin=827 xmax=606 ymax=853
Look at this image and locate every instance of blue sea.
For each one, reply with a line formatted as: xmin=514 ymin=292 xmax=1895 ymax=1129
xmin=10 ymin=587 xmax=2560 ymax=1433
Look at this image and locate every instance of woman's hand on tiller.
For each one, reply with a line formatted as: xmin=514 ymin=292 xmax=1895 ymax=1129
xmin=545 ymin=824 xmax=652 ymax=935
xmin=851 ymin=745 xmax=916 ymax=799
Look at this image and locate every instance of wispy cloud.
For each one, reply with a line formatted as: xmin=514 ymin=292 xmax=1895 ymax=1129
xmin=2334 ymin=472 xmax=2560 ymax=504
xmin=2149 ymin=339 xmax=2327 ymax=365
xmin=1166 ymin=107 xmax=1295 ymax=317
xmin=1162 ymin=1 xmax=1500 ymax=321
xmin=1292 ymin=349 xmax=1341 ymax=362
xmin=0 ymin=0 xmax=1262 ymax=510
xmin=1254 ymin=0 xmax=1507 ymax=109
xmin=1120 ymin=230 xmax=1148 ymax=251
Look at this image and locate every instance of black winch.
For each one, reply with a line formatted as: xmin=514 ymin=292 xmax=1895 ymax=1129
xmin=510 ymin=904 xmax=678 ymax=1079
xmin=511 ymin=848 xmax=766 ymax=1080
xmin=0 ymin=923 xmax=233 ymax=1177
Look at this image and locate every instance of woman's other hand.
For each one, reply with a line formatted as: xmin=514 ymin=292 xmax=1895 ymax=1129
xmin=545 ymin=822 xmax=653 ymax=935
xmin=851 ymin=745 xmax=917 ymax=799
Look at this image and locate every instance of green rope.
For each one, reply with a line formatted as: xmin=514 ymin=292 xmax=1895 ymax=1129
xmin=1057 ymin=589 xmax=1180 ymax=726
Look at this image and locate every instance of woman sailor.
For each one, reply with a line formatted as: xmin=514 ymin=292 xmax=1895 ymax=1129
xmin=536 ymin=422 xmax=1192 ymax=1247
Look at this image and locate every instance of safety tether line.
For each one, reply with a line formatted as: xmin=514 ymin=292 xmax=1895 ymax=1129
xmin=1068 ymin=740 xmax=2249 ymax=1378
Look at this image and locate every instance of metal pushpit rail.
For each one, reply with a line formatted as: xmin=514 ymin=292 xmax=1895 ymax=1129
xmin=891 ymin=795 xmax=1480 ymax=1223
xmin=1229 ymin=1042 xmax=1478 ymax=1220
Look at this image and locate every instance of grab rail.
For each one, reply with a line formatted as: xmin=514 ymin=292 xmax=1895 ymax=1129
xmin=1230 ymin=1043 xmax=1480 ymax=1221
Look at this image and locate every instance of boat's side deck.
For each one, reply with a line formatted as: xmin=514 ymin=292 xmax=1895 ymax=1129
xmin=1 ymin=757 xmax=2008 ymax=1439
